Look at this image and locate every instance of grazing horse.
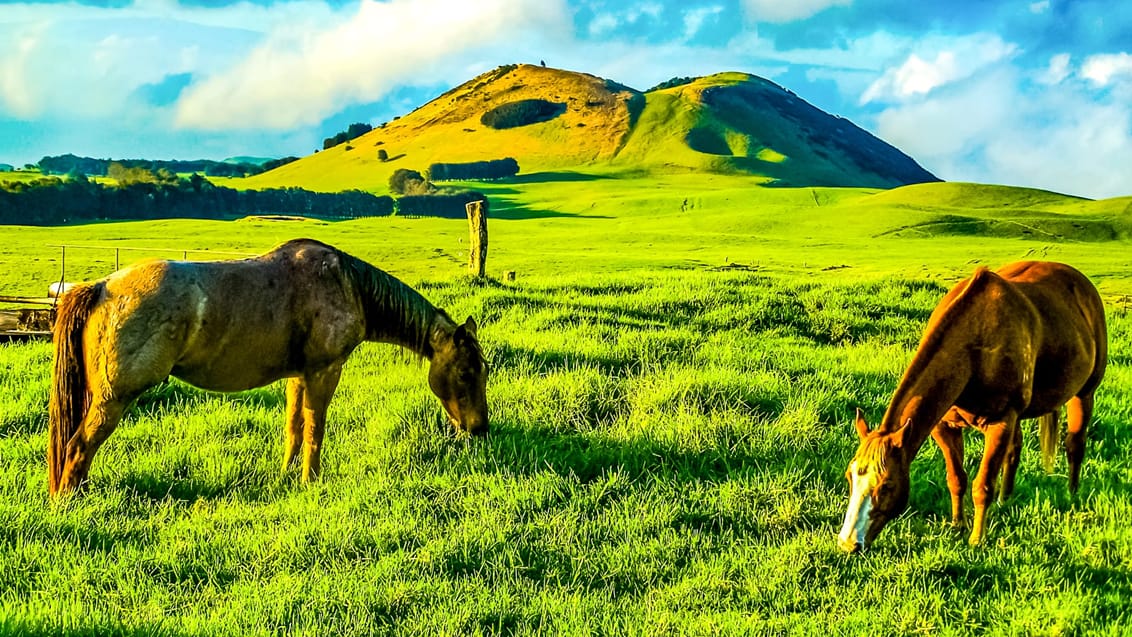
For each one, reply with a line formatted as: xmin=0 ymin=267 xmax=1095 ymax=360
xmin=838 ymin=261 xmax=1106 ymax=551
xmin=48 ymin=238 xmax=489 ymax=496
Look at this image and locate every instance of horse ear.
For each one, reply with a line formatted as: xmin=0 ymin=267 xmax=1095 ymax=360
xmin=854 ymin=408 xmax=870 ymax=439
xmin=463 ymin=316 xmax=478 ymax=336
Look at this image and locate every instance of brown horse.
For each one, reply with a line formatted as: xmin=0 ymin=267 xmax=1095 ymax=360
xmin=838 ymin=261 xmax=1106 ymax=551
xmin=48 ymin=238 xmax=489 ymax=496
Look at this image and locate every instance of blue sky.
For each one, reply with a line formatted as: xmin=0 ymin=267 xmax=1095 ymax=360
xmin=1 ymin=0 xmax=1130 ymax=198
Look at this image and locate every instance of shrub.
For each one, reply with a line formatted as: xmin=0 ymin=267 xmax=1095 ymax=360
xmin=480 ymin=99 xmax=564 ymax=129
xmin=323 ymin=122 xmax=373 ymax=149
xmin=428 ymin=158 xmax=519 ymax=181
xmin=647 ymin=76 xmax=697 ymax=92
xmin=389 ymin=168 xmax=431 ymax=195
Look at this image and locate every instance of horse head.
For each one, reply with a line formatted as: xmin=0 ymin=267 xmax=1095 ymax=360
xmin=837 ymin=409 xmax=912 ymax=552
xmin=428 ymin=316 xmax=490 ymax=436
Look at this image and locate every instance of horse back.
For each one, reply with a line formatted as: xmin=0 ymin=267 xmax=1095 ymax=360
xmin=914 ymin=261 xmax=1104 ymax=420
xmin=93 ymin=243 xmax=366 ymax=393
xmin=996 ymin=261 xmax=1107 ymax=398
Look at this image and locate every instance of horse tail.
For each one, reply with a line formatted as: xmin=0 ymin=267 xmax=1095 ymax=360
xmin=47 ymin=282 xmax=103 ymax=495
xmin=1038 ymin=410 xmax=1059 ymax=475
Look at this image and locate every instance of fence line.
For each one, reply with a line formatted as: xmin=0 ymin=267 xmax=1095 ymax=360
xmin=47 ymin=244 xmax=258 ymax=284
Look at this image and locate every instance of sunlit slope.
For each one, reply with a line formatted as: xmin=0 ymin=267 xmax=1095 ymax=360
xmin=240 ymin=64 xmax=642 ymax=193
xmin=615 ymin=73 xmax=938 ymax=188
xmin=848 ymin=182 xmax=1132 ymax=241
xmin=239 ymin=66 xmax=938 ymax=193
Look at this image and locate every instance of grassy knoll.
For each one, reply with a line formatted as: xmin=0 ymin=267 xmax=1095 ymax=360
xmin=1 ymin=176 xmax=1131 ymax=635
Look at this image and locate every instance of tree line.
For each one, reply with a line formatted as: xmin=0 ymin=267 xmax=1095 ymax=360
xmin=0 ymin=172 xmax=392 ymax=225
xmin=0 ymin=170 xmax=491 ymax=225
xmin=323 ymin=123 xmax=373 ymax=150
xmin=37 ymin=154 xmax=299 ymax=179
xmin=428 ymin=158 xmax=519 ymax=181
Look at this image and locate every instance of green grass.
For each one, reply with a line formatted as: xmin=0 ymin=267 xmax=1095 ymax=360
xmin=1 ymin=175 xmax=1131 ymax=635
xmin=0 ymin=170 xmax=47 ymax=184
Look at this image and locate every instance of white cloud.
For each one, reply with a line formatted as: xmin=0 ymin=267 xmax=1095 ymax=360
xmin=873 ymin=69 xmax=1016 ymax=160
xmin=861 ymin=52 xmax=959 ymax=102
xmin=0 ymin=1 xmax=281 ymax=120
xmin=587 ymin=3 xmax=663 ymax=38
xmin=861 ymin=34 xmax=1016 ymax=103
xmin=0 ymin=22 xmax=45 ymax=118
xmin=741 ymin=0 xmax=851 ymax=23
xmin=683 ymin=6 xmax=724 ymax=41
xmin=1029 ymin=1 xmax=1050 ymax=13
xmin=982 ymin=101 xmax=1132 ymax=199
xmin=0 ymin=0 xmax=341 ymax=33
xmin=175 ymin=0 xmax=570 ymax=130
xmin=871 ymin=66 xmax=1132 ymax=199
xmin=588 ymin=13 xmax=620 ymax=37
xmin=1081 ymin=52 xmax=1132 ymax=86
xmin=1038 ymin=53 xmax=1071 ymax=85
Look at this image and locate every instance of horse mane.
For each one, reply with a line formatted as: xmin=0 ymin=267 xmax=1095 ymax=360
xmin=335 ymin=249 xmax=445 ymax=358
xmin=855 ymin=436 xmax=889 ymax=475
xmin=878 ymin=267 xmax=995 ymax=434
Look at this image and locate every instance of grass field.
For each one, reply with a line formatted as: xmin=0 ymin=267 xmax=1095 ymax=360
xmin=1 ymin=174 xmax=1131 ymax=635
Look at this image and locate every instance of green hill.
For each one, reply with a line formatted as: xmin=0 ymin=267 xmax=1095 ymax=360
xmin=238 ymin=65 xmax=937 ymax=193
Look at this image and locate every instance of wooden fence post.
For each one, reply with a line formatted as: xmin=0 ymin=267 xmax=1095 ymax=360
xmin=465 ymin=198 xmax=488 ymax=277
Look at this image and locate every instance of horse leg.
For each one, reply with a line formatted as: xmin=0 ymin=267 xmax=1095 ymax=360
xmin=300 ymin=364 xmax=343 ymax=483
xmin=1065 ymin=393 xmax=1094 ymax=493
xmin=57 ymin=398 xmax=128 ymax=493
xmin=969 ymin=415 xmax=1017 ymax=546
xmin=282 ymin=377 xmax=305 ymax=474
xmin=998 ymin=421 xmax=1024 ymax=504
xmin=931 ymin=423 xmax=967 ymax=529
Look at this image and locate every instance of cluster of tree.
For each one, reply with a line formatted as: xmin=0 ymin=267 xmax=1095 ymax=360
xmin=480 ymin=99 xmax=564 ymax=129
xmin=206 ymin=156 xmax=299 ymax=177
xmin=0 ymin=172 xmax=392 ymax=225
xmin=428 ymin=158 xmax=519 ymax=181
xmin=396 ymin=191 xmax=486 ymax=219
xmin=37 ymin=154 xmax=298 ymax=179
xmin=323 ymin=123 xmax=373 ymax=150
xmin=646 ymin=76 xmax=697 ymax=92
xmin=388 ymin=168 xmax=433 ymax=195
xmin=385 ymin=168 xmax=490 ymax=217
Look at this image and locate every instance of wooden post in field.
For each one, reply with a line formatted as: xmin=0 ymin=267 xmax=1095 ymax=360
xmin=466 ymin=198 xmax=488 ymax=277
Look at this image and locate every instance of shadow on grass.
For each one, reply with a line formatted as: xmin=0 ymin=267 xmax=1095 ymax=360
xmin=0 ymin=620 xmax=195 ymax=637
xmin=503 ymin=171 xmax=613 ymax=184
xmin=491 ymin=203 xmax=610 ymax=220
xmin=0 ymin=411 xmax=44 ymax=438
xmin=0 ymin=519 xmax=148 ymax=556
xmin=133 ymin=379 xmax=283 ymax=412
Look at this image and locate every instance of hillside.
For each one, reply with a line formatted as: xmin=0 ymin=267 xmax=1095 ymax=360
xmin=238 ymin=64 xmax=938 ymax=193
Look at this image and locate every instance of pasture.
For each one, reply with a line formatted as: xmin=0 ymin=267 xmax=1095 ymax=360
xmin=1 ymin=174 xmax=1131 ymax=635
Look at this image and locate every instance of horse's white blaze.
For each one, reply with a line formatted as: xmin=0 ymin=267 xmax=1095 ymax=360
xmin=838 ymin=460 xmax=873 ymax=549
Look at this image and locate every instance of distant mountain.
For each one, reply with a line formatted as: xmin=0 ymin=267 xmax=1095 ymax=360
xmin=242 ymin=64 xmax=939 ymax=192
xmin=223 ymin=156 xmax=275 ymax=166
xmin=37 ymin=154 xmax=298 ymax=178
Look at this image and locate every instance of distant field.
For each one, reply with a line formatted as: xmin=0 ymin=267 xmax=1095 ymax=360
xmin=1 ymin=176 xmax=1131 ymax=634
xmin=0 ymin=170 xmax=46 ymax=184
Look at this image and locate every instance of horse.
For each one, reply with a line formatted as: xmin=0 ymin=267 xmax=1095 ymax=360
xmin=837 ymin=261 xmax=1107 ymax=551
xmin=47 ymin=238 xmax=489 ymax=496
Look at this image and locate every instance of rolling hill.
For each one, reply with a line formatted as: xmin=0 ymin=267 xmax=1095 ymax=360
xmin=238 ymin=64 xmax=938 ymax=193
